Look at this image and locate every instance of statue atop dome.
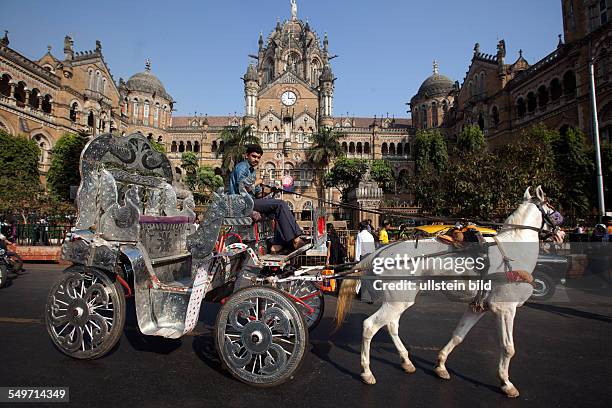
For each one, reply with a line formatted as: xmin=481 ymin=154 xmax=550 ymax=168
xmin=291 ymin=0 xmax=298 ymax=20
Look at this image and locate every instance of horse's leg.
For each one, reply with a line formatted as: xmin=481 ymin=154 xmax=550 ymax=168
xmin=361 ymin=302 xmax=406 ymax=385
xmin=386 ymin=302 xmax=416 ymax=374
xmin=495 ymin=304 xmax=520 ymax=398
xmin=434 ymin=308 xmax=485 ymax=380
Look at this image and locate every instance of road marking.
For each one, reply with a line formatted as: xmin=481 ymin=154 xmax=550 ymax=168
xmin=0 ymin=317 xmax=43 ymax=324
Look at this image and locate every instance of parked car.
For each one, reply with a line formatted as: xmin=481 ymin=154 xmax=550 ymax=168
xmin=532 ymin=252 xmax=569 ymax=300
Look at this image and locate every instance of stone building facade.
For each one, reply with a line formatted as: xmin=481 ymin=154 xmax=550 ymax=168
xmin=411 ymin=0 xmax=612 ymax=147
xmin=0 ymin=4 xmax=414 ymax=216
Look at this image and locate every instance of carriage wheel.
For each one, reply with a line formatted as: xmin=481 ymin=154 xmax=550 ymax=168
xmin=45 ymin=265 xmax=126 ymax=359
xmin=215 ymin=286 xmax=308 ymax=387
xmin=276 ymin=280 xmax=324 ymax=331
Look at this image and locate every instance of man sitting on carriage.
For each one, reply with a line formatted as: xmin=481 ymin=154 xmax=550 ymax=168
xmin=229 ymin=144 xmax=305 ymax=254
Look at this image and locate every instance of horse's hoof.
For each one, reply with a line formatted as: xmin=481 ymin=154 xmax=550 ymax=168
xmin=361 ymin=373 xmax=376 ymax=385
xmin=502 ymin=384 xmax=520 ymax=398
xmin=402 ymin=361 xmax=416 ymax=374
xmin=434 ymin=366 xmax=450 ymax=380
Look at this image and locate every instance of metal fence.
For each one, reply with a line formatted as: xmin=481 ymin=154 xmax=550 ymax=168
xmin=7 ymin=224 xmax=73 ymax=246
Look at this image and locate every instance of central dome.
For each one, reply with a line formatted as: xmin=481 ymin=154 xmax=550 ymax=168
xmin=415 ymin=61 xmax=455 ymax=99
xmin=416 ymin=73 xmax=455 ymax=98
xmin=126 ymin=61 xmax=171 ymax=101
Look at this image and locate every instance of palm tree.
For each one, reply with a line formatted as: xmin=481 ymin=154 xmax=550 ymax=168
xmin=307 ymin=126 xmax=345 ymax=203
xmin=216 ymin=126 xmax=261 ymax=174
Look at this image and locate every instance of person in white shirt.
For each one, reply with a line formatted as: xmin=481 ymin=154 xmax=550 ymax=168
xmin=354 ymin=221 xmax=375 ymax=262
xmin=354 ymin=221 xmax=375 ymax=301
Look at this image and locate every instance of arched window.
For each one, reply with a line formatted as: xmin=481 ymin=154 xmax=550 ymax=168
xmin=550 ymin=78 xmax=562 ymax=101
xmin=537 ymin=85 xmax=549 ymax=107
xmin=101 ymin=78 xmax=106 ymax=95
xmin=381 ymin=142 xmax=388 ymax=156
xmin=154 ymin=103 xmax=160 ymax=127
xmin=219 ymin=140 xmax=225 ymax=151
xmin=133 ymin=99 xmax=139 ymax=119
xmin=33 ymin=133 xmax=52 ymax=171
xmin=563 ymin=70 xmax=576 ymax=95
xmin=442 ymin=100 xmax=449 ymax=117
xmin=88 ymin=68 xmax=94 ymax=90
xmin=264 ymin=58 xmax=274 ymax=83
xmin=600 ymin=48 xmax=609 ymax=81
xmin=342 ymin=142 xmax=348 ymax=152
xmin=186 ymin=141 xmax=192 ymax=152
xmin=88 ymin=111 xmax=94 ymax=127
xmin=469 ymin=80 xmax=474 ymax=97
xmin=349 ymin=142 xmax=355 ymax=154
xmin=527 ymin=92 xmax=537 ymax=112
xmin=262 ymin=127 xmax=269 ymax=143
xmin=389 ymin=143 xmax=396 ymax=155
xmin=70 ymin=102 xmax=79 ymax=122
xmin=194 ymin=141 xmax=200 ymax=153
xmin=397 ymin=143 xmax=403 ymax=156
xmin=211 ymin=141 xmax=218 ymax=152
xmin=29 ymin=88 xmax=40 ymax=109
xmin=284 ymin=162 xmax=294 ymax=176
xmin=286 ymin=52 xmax=301 ymax=73
xmin=179 ymin=141 xmax=185 ymax=152
xmin=478 ymin=113 xmax=485 ymax=130
xmin=96 ymin=71 xmax=102 ymax=92
xmin=492 ymin=106 xmax=500 ymax=127
xmin=364 ymin=142 xmax=370 ymax=155
xmin=265 ymin=162 xmax=276 ymax=179
xmin=41 ymin=95 xmax=52 ymax=114
xmin=479 ymin=72 xmax=486 ymax=94
xmin=171 ymin=141 xmax=177 ymax=152
xmin=0 ymin=74 xmax=11 ymax=97
xmin=143 ymin=100 xmax=150 ymax=125
xmin=517 ymin=98 xmax=526 ymax=118
xmin=311 ymin=59 xmax=321 ymax=86
xmin=14 ymin=82 xmax=26 ymax=107
xmin=421 ymin=105 xmax=427 ymax=128
xmin=432 ymin=101 xmax=438 ymax=127
xmin=356 ymin=142 xmax=362 ymax=155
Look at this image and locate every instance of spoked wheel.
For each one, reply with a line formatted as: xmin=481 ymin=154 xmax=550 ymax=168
xmin=45 ymin=265 xmax=126 ymax=359
xmin=276 ymin=280 xmax=324 ymax=331
xmin=215 ymin=286 xmax=308 ymax=387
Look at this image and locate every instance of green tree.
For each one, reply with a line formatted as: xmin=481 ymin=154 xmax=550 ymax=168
xmin=181 ymin=151 xmax=199 ymax=190
xmin=197 ymin=165 xmax=224 ymax=192
xmin=414 ymin=129 xmax=448 ymax=174
xmin=47 ymin=133 xmax=88 ymax=201
xmin=456 ymin=125 xmax=485 ymax=153
xmin=549 ymin=127 xmax=593 ymax=217
xmin=150 ymin=139 xmax=165 ymax=153
xmin=0 ymin=130 xmax=43 ymax=215
xmin=370 ymin=159 xmax=394 ymax=192
xmin=217 ymin=126 xmax=261 ymax=174
xmin=307 ymin=126 xmax=345 ymax=202
xmin=323 ymin=158 xmax=368 ymax=199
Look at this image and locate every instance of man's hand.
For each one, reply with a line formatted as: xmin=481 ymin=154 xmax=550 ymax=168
xmin=255 ymin=178 xmax=263 ymax=186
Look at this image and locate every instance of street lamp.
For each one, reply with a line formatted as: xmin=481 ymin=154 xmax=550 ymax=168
xmin=588 ymin=56 xmax=606 ymax=222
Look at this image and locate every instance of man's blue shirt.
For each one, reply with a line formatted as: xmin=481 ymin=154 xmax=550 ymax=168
xmin=229 ymin=160 xmax=261 ymax=196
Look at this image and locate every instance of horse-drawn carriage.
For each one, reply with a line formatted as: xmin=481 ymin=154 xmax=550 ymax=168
xmin=45 ymin=133 xmax=327 ymax=387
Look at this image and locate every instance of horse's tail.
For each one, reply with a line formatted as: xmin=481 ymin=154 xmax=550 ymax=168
xmin=334 ymin=271 xmax=363 ymax=332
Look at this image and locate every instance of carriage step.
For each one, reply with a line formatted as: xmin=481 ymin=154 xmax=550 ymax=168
xmin=150 ymin=253 xmax=191 ymax=265
xmin=260 ymin=243 xmax=312 ymax=264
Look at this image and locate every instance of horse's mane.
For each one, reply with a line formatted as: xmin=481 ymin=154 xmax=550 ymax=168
xmin=503 ymin=201 xmax=530 ymax=226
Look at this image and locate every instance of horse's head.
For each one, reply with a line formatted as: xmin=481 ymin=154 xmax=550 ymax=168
xmin=523 ymin=186 xmax=565 ymax=243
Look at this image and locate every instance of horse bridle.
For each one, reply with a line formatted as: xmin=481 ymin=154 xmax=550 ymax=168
xmin=529 ymin=197 xmax=563 ymax=239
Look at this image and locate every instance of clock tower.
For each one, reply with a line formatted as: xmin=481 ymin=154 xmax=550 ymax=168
xmin=242 ymin=2 xmax=334 ymax=146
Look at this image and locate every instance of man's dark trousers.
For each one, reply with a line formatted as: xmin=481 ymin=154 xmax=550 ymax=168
xmin=253 ymin=198 xmax=302 ymax=244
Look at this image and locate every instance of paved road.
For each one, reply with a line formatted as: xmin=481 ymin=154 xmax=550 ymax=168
xmin=0 ymin=264 xmax=611 ymax=408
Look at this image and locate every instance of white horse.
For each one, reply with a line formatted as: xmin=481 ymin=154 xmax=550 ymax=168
xmin=335 ymin=186 xmax=564 ymax=398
